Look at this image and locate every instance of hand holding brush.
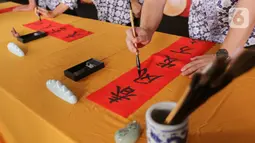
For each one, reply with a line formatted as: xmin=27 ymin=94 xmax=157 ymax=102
xmin=34 ymin=0 xmax=41 ymax=21
xmin=35 ymin=7 xmax=42 ymax=21
xmin=11 ymin=27 xmax=20 ymax=38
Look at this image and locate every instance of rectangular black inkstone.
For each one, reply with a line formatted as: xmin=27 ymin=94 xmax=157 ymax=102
xmin=17 ymin=31 xmax=47 ymax=43
xmin=64 ymin=58 xmax=105 ymax=81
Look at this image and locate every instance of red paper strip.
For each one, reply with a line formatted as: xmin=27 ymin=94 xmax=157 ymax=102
xmin=24 ymin=19 xmax=93 ymax=42
xmin=0 ymin=6 xmax=17 ymax=14
xmin=87 ymin=37 xmax=215 ymax=118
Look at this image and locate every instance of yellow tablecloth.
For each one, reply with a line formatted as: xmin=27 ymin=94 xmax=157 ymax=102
xmin=1 ymin=2 xmax=255 ymax=143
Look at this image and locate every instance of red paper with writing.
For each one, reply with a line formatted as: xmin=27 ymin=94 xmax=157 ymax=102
xmin=0 ymin=6 xmax=17 ymax=14
xmin=87 ymin=37 xmax=215 ymax=118
xmin=24 ymin=19 xmax=93 ymax=42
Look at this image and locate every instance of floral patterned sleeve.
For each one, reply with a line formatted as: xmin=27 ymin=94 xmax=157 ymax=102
xmin=60 ymin=0 xmax=78 ymax=10
xmin=189 ymin=0 xmax=255 ymax=45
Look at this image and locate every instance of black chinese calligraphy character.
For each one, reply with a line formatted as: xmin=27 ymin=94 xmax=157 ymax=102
xmin=170 ymin=46 xmax=193 ymax=55
xmin=51 ymin=27 xmax=66 ymax=34
xmin=65 ymin=31 xmax=81 ymax=38
xmin=43 ymin=24 xmax=53 ymax=29
xmin=108 ymin=86 xmax=136 ymax=103
xmin=190 ymin=39 xmax=197 ymax=44
xmin=157 ymin=55 xmax=178 ymax=68
xmin=38 ymin=24 xmax=53 ymax=31
xmin=134 ymin=68 xmax=163 ymax=84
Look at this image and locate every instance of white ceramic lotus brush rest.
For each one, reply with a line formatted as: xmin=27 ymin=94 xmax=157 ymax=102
xmin=7 ymin=42 xmax=25 ymax=57
xmin=46 ymin=79 xmax=77 ymax=104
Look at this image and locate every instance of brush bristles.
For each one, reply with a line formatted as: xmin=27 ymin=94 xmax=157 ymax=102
xmin=167 ymin=48 xmax=255 ymax=125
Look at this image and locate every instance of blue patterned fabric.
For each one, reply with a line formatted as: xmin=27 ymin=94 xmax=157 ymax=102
xmin=189 ymin=0 xmax=255 ymax=46
xmin=38 ymin=0 xmax=78 ymax=10
xmin=92 ymin=0 xmax=143 ymax=25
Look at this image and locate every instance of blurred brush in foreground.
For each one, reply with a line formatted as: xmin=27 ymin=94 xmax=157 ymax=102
xmin=165 ymin=45 xmax=255 ymax=125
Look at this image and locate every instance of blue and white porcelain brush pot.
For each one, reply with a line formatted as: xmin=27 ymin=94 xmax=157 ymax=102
xmin=146 ymin=102 xmax=188 ymax=143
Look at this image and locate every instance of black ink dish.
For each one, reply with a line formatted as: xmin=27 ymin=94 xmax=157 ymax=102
xmin=64 ymin=58 xmax=105 ymax=81
xmin=17 ymin=31 xmax=47 ymax=43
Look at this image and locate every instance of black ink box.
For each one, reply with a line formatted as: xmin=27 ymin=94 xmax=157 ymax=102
xmin=17 ymin=31 xmax=47 ymax=43
xmin=64 ymin=58 xmax=105 ymax=81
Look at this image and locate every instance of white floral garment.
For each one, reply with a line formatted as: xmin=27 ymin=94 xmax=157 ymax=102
xmin=38 ymin=0 xmax=78 ymax=10
xmin=92 ymin=0 xmax=144 ymax=25
xmin=189 ymin=0 xmax=255 ymax=46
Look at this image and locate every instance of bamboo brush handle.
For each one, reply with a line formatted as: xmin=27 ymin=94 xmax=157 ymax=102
xmin=129 ymin=10 xmax=138 ymax=49
xmin=129 ymin=10 xmax=136 ymax=36
xmin=164 ymin=87 xmax=190 ymax=124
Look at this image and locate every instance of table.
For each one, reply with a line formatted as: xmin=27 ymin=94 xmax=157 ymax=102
xmin=1 ymin=2 xmax=255 ymax=143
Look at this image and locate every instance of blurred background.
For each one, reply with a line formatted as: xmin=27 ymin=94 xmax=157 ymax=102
xmin=2 ymin=0 xmax=189 ymax=37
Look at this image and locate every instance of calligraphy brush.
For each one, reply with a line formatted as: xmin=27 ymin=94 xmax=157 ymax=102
xmin=164 ymin=73 xmax=202 ymax=124
xmin=164 ymin=56 xmax=228 ymax=124
xmin=210 ymin=46 xmax=255 ymax=92
xmin=129 ymin=9 xmax=141 ymax=76
xmin=166 ymin=47 xmax=255 ymax=125
xmin=177 ymin=47 xmax=255 ymax=123
xmin=35 ymin=0 xmax=41 ymax=21
xmin=38 ymin=11 xmax=42 ymax=21
xmin=197 ymin=45 xmax=255 ymax=99
xmin=11 ymin=27 xmax=20 ymax=38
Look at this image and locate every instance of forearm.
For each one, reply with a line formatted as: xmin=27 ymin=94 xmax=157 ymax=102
xmin=221 ymin=0 xmax=255 ymax=57
xmin=131 ymin=0 xmax=139 ymax=3
xmin=51 ymin=3 xmax=69 ymax=17
xmin=13 ymin=0 xmax=36 ymax=11
xmin=130 ymin=0 xmax=142 ymax=18
xmin=29 ymin=0 xmax=36 ymax=7
xmin=140 ymin=0 xmax=166 ymax=34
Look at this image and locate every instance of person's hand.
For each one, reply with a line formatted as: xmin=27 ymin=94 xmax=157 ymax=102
xmin=36 ymin=7 xmax=55 ymax=18
xmin=12 ymin=4 xmax=35 ymax=12
xmin=181 ymin=54 xmax=216 ymax=78
xmin=11 ymin=28 xmax=20 ymax=38
xmin=131 ymin=0 xmax=142 ymax=18
xmin=126 ymin=27 xmax=153 ymax=53
xmin=34 ymin=7 xmax=40 ymax=17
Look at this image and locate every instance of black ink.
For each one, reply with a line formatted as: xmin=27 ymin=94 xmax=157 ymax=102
xmin=170 ymin=46 xmax=193 ymax=55
xmin=108 ymin=86 xmax=136 ymax=103
xmin=43 ymin=24 xmax=53 ymax=29
xmin=157 ymin=55 xmax=178 ymax=68
xmin=39 ymin=24 xmax=53 ymax=31
xmin=51 ymin=27 xmax=66 ymax=34
xmin=190 ymin=39 xmax=197 ymax=44
xmin=65 ymin=31 xmax=81 ymax=38
xmin=134 ymin=68 xmax=163 ymax=84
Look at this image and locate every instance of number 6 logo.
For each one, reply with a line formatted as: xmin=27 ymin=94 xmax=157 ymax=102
xmin=229 ymin=8 xmax=249 ymax=28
